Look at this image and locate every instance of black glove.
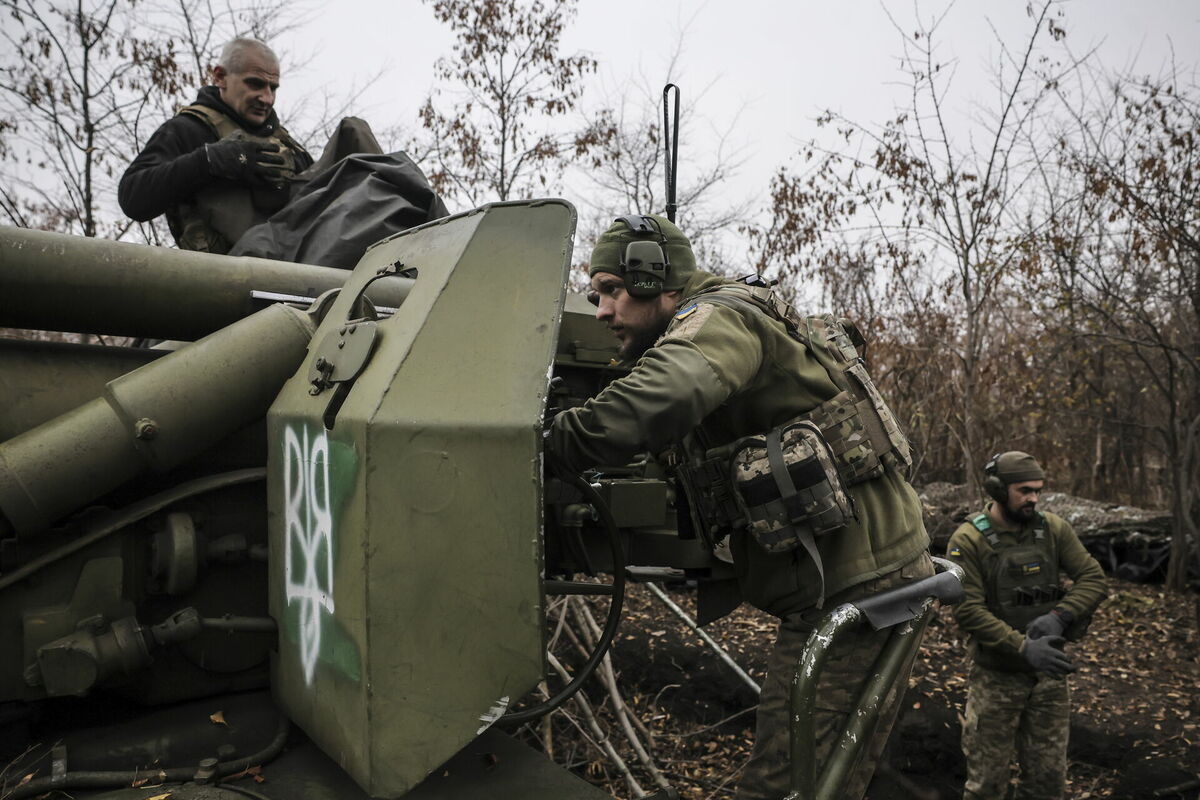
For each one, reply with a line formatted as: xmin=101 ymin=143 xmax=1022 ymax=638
xmin=1022 ymin=635 xmax=1075 ymax=676
xmin=1026 ymin=609 xmax=1071 ymax=640
xmin=204 ymin=139 xmax=286 ymax=186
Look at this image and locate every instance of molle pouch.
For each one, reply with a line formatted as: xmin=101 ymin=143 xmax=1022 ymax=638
xmin=728 ymin=419 xmax=854 ymax=554
xmin=802 ymin=390 xmax=884 ymax=484
xmin=987 ymin=543 xmax=1061 ymax=633
xmin=672 ymin=449 xmax=746 ymax=553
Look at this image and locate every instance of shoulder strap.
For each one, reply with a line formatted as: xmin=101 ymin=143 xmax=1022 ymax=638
xmin=178 ymin=104 xmax=241 ymax=140
xmin=971 ymin=513 xmax=1000 ymax=547
xmin=177 ymin=106 xmax=308 ymax=159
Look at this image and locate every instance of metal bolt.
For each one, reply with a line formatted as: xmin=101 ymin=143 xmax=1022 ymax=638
xmin=194 ymin=757 xmax=218 ymax=785
xmin=134 ymin=418 xmax=158 ymax=441
xmin=314 ymin=357 xmax=328 ymax=370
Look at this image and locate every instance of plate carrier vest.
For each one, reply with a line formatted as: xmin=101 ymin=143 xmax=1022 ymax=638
xmin=671 ymin=283 xmax=912 ymax=605
xmin=169 ymin=104 xmax=308 ymax=253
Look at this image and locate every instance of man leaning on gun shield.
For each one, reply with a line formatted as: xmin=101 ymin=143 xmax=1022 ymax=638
xmin=546 ymin=214 xmax=933 ymax=800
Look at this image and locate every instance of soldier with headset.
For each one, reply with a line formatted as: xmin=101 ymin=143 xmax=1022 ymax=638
xmin=548 ymin=214 xmax=933 ymax=800
xmin=945 ymin=451 xmax=1107 ymax=799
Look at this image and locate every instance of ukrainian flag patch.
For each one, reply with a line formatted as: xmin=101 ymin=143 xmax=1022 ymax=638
xmin=674 ymin=304 xmax=699 ymax=320
xmin=1022 ymin=562 xmax=1042 ymax=575
xmin=948 ymin=547 xmax=962 ymax=558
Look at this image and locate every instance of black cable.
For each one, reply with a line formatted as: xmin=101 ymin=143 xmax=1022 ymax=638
xmin=214 ymin=783 xmax=275 ymax=800
xmin=5 ymin=713 xmax=290 ymax=799
xmin=499 ymin=452 xmax=626 ymax=727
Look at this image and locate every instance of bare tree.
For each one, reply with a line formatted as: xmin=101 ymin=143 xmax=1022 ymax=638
xmin=749 ymin=1 xmax=1073 ymax=483
xmin=572 ymin=63 xmax=752 ymax=276
xmin=417 ymin=0 xmax=605 ymax=207
xmin=0 ymin=0 xmax=310 ymax=243
xmin=1035 ymin=72 xmax=1200 ymax=589
xmin=0 ymin=0 xmax=186 ymax=237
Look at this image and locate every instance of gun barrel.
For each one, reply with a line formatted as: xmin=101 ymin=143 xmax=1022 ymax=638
xmin=0 ymin=226 xmax=411 ymax=340
xmin=0 ymin=302 xmax=317 ymax=537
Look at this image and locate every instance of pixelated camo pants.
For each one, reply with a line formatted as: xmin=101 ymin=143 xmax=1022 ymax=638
xmin=961 ymin=662 xmax=1070 ymax=800
xmin=735 ymin=552 xmax=934 ymax=800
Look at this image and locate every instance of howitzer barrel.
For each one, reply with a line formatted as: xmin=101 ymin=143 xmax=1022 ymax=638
xmin=0 ymin=226 xmax=412 ymax=340
xmin=0 ymin=302 xmax=318 ymax=538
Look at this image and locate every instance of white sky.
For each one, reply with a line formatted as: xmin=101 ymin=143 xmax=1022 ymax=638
xmin=281 ymin=0 xmax=1198 ymax=235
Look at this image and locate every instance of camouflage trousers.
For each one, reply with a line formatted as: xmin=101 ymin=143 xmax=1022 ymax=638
xmin=735 ymin=552 xmax=934 ymax=800
xmin=961 ymin=662 xmax=1070 ymax=800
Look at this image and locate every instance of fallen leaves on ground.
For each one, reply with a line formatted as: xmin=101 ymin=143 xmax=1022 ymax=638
xmin=525 ymin=578 xmax=1199 ymax=799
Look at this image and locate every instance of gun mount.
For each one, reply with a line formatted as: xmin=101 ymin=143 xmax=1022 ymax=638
xmin=0 ymin=204 xmax=956 ymax=800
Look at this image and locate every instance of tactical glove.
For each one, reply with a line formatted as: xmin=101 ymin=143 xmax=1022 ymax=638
xmin=205 ymin=139 xmax=287 ymax=186
xmin=1022 ymin=634 xmax=1075 ymax=676
xmin=1026 ymin=609 xmax=1072 ymax=640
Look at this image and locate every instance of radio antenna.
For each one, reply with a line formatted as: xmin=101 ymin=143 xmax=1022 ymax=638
xmin=662 ymin=84 xmax=680 ymax=223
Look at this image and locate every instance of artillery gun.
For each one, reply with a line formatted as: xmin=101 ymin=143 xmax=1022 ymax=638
xmin=0 ymin=202 xmax=960 ymax=800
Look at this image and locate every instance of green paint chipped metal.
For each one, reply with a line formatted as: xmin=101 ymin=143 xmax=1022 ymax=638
xmin=268 ymin=201 xmax=576 ymax=798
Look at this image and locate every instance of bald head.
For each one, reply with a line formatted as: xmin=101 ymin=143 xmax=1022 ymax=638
xmin=218 ymin=38 xmax=278 ymax=75
xmin=213 ymin=38 xmax=280 ymax=126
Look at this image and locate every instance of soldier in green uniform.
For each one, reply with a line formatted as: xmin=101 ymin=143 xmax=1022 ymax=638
xmin=548 ymin=214 xmax=933 ymax=800
xmin=119 ymin=38 xmax=313 ymax=253
xmin=945 ymin=452 xmax=1107 ymax=799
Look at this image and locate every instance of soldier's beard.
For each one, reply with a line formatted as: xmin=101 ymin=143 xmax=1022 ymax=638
xmin=617 ymin=313 xmax=673 ymax=362
xmin=1001 ymin=501 xmax=1037 ymax=524
xmin=619 ymin=326 xmax=663 ymax=361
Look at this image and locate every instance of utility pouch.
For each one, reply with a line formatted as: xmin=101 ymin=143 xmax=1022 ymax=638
xmin=728 ymin=419 xmax=854 ymax=555
xmin=673 ymin=450 xmax=745 ymax=552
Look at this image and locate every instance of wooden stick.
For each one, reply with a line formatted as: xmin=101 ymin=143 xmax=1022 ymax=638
xmin=569 ymin=599 xmax=671 ymax=791
xmin=575 ymin=598 xmax=657 ymax=745
xmin=548 ymin=651 xmax=647 ymax=798
xmin=645 ymin=582 xmax=761 ymax=695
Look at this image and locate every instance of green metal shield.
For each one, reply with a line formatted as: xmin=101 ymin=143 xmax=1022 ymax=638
xmin=268 ymin=200 xmax=575 ymax=798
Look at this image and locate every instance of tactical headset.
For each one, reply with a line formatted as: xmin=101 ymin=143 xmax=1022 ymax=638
xmin=614 ymin=214 xmax=670 ymax=298
xmin=982 ymin=454 xmax=1008 ymax=503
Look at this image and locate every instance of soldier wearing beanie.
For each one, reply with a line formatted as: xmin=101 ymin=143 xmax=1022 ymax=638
xmin=945 ymin=452 xmax=1108 ymax=799
xmin=548 ymin=214 xmax=933 ymax=799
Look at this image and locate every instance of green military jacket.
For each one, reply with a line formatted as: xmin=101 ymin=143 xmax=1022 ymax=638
xmin=548 ymin=270 xmax=930 ymax=617
xmin=945 ymin=505 xmax=1107 ymax=670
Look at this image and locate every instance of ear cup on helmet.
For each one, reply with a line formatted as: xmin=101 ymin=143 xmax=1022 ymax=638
xmin=982 ymin=454 xmax=1008 ymax=503
xmin=615 ymin=215 xmax=669 ymax=298
xmin=982 ymin=475 xmax=1008 ymax=503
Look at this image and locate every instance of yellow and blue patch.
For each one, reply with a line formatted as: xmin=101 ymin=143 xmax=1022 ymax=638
xmin=948 ymin=547 xmax=962 ymax=558
xmin=1021 ymin=561 xmax=1042 ymax=576
xmin=674 ymin=304 xmax=699 ymax=320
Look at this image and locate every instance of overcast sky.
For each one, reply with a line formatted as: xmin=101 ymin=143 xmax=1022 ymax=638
xmin=280 ymin=1 xmax=1200 ymax=233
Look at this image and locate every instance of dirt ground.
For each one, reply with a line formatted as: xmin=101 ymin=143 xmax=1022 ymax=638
xmin=543 ymin=577 xmax=1200 ymax=799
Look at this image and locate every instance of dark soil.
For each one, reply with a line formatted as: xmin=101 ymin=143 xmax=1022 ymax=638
xmin=542 ymin=578 xmax=1200 ymax=799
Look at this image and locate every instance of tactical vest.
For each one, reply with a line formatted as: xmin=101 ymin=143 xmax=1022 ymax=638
xmin=971 ymin=512 xmax=1064 ymax=671
xmin=671 ymin=283 xmax=912 ymax=603
xmin=675 ymin=282 xmax=911 ymax=483
xmin=169 ymin=105 xmax=309 ymax=253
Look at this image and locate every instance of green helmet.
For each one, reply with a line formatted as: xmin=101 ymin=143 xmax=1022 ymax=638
xmin=588 ymin=214 xmax=696 ymax=295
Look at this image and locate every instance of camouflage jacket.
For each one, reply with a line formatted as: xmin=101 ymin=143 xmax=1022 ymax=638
xmin=548 ymin=270 xmax=930 ymax=616
xmin=946 ymin=506 xmax=1108 ymax=670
